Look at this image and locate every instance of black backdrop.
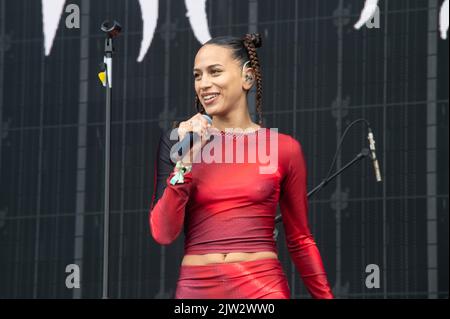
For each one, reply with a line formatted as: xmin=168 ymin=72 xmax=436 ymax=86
xmin=0 ymin=0 xmax=448 ymax=298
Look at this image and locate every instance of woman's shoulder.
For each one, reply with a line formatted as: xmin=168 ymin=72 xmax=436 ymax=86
xmin=267 ymin=130 xmax=308 ymax=183
xmin=263 ymin=128 xmax=303 ymax=151
xmin=270 ymin=129 xmax=305 ymax=168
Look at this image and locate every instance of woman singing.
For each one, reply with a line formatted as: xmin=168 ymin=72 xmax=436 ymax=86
xmin=149 ymin=33 xmax=334 ymax=299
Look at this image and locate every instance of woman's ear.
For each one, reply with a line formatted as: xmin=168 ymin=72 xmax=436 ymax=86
xmin=242 ymin=68 xmax=255 ymax=91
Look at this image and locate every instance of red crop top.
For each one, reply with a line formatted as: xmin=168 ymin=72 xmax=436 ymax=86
xmin=149 ymin=127 xmax=334 ymax=298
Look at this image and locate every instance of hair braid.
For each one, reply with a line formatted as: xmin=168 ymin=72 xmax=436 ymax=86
xmin=242 ymin=34 xmax=263 ymax=126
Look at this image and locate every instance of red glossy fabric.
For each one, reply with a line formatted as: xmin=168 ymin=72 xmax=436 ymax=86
xmin=175 ymin=258 xmax=290 ymax=299
xmin=150 ymin=128 xmax=334 ymax=299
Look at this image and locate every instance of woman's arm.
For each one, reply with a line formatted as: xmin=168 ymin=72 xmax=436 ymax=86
xmin=149 ymin=128 xmax=193 ymax=245
xmin=279 ymin=137 xmax=334 ymax=299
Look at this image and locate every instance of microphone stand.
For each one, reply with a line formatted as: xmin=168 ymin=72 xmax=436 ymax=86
xmin=274 ymin=148 xmax=370 ymax=225
xmin=99 ymin=20 xmax=121 ymax=299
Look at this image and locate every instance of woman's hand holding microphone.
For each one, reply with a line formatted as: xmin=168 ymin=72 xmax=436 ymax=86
xmin=177 ymin=113 xmax=212 ymax=166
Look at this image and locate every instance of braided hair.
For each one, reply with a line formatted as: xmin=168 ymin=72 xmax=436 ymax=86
xmin=194 ymin=33 xmax=264 ymax=126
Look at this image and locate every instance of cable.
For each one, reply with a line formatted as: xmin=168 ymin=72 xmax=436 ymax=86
xmin=324 ymin=118 xmax=371 ymax=181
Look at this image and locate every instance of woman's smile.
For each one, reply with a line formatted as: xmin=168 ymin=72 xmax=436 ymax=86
xmin=203 ymin=93 xmax=220 ymax=105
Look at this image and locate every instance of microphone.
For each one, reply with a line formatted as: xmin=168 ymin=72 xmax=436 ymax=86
xmin=171 ymin=114 xmax=213 ymax=160
xmin=367 ymin=128 xmax=382 ymax=182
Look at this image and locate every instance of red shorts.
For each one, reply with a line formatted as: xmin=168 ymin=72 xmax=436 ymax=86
xmin=175 ymin=258 xmax=290 ymax=299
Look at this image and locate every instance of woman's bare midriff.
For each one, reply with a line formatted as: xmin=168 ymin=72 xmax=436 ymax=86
xmin=181 ymin=251 xmax=278 ymax=266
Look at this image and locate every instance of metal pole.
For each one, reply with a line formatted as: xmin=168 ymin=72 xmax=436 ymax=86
xmin=73 ymin=0 xmax=90 ymax=299
xmin=426 ymin=0 xmax=438 ymax=299
xmin=102 ymin=83 xmax=111 ymax=299
xmin=102 ymin=37 xmax=113 ymax=299
xmin=99 ymin=20 xmax=121 ymax=300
